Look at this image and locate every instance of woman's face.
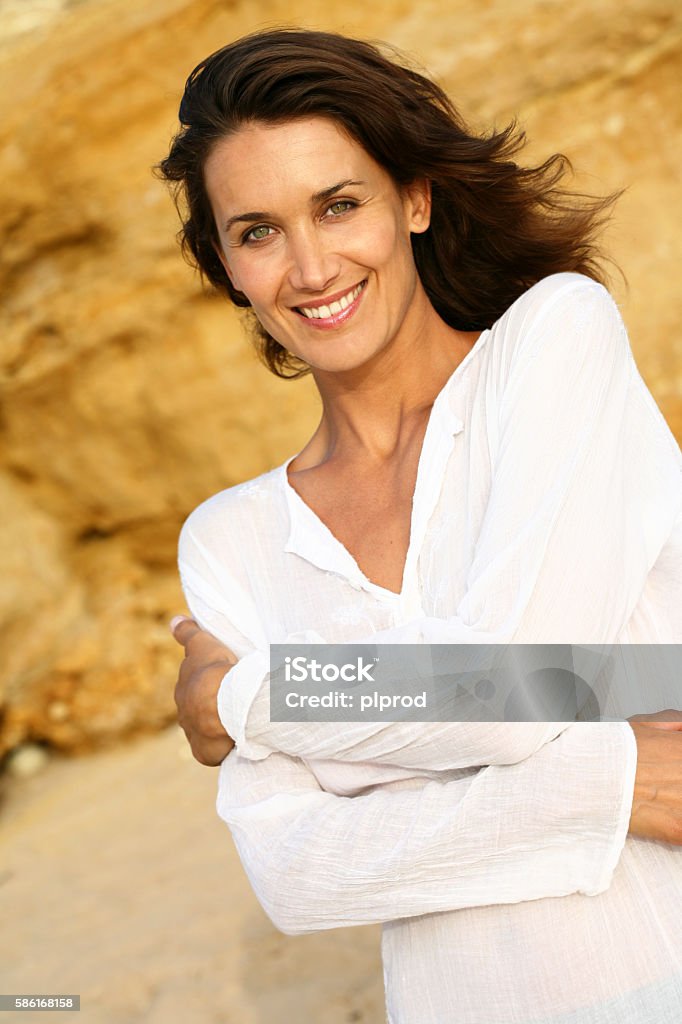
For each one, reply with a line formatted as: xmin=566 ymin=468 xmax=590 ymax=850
xmin=204 ymin=117 xmax=431 ymax=375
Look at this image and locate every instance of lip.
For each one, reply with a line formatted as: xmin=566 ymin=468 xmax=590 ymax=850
xmin=292 ymin=279 xmax=367 ymax=330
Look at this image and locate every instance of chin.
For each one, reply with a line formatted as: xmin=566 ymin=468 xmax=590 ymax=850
xmin=303 ymin=344 xmax=386 ymax=375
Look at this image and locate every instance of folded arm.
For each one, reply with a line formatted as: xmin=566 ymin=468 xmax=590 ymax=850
xmin=218 ymin=721 xmax=637 ymax=934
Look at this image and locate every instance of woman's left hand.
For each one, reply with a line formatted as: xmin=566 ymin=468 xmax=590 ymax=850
xmin=170 ymin=616 xmax=237 ymax=765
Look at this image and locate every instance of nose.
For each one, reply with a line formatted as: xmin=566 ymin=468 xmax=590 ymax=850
xmin=287 ymin=226 xmax=340 ymax=294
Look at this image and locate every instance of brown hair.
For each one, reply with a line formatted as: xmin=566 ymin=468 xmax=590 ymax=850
xmin=157 ymin=28 xmax=622 ymax=379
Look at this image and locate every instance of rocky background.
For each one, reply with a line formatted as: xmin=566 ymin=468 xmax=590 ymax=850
xmin=1 ymin=0 xmax=681 ymax=761
xmin=0 ymin=3 xmax=680 ymax=1022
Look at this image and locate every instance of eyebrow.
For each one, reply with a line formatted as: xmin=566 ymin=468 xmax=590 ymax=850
xmin=223 ymin=179 xmax=366 ymax=232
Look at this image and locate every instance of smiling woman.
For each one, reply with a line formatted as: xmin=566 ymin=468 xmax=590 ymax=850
xmin=158 ymin=28 xmax=682 ymax=1024
xmin=158 ymin=28 xmax=621 ymax=379
xmin=202 ymin=118 xmax=433 ymax=375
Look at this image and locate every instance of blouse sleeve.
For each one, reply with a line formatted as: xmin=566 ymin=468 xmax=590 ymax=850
xmin=180 ymin=278 xmax=681 ymax=768
xmin=181 ymin=552 xmax=639 ymax=928
xmin=216 ymin=725 xmax=637 ymax=934
xmin=179 ymin=552 xmax=576 ymax=769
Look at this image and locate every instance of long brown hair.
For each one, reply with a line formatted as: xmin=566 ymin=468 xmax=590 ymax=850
xmin=158 ymin=28 xmax=622 ymax=379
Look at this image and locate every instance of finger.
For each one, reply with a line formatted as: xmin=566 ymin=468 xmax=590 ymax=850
xmin=639 ymin=721 xmax=682 ymax=731
xmin=169 ymin=616 xmax=201 ymax=647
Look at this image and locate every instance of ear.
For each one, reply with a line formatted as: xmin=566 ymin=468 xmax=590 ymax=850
xmin=403 ymin=178 xmax=432 ymax=234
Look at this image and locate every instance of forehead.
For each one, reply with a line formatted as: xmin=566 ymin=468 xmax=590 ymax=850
xmin=204 ymin=117 xmax=388 ymax=211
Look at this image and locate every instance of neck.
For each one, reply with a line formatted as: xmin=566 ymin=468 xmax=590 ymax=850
xmin=301 ymin=290 xmax=479 ymax=467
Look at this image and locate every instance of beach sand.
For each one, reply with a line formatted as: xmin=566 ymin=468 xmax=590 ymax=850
xmin=0 ymin=727 xmax=384 ymax=1023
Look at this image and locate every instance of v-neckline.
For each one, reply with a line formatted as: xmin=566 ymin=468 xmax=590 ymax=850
xmin=283 ymin=464 xmax=403 ymax=598
xmin=280 ymin=329 xmax=488 ymax=599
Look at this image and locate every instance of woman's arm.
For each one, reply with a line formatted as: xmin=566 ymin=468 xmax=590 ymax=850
xmin=178 ymin=537 xmax=581 ymax=769
xmin=172 ymin=595 xmax=581 ymax=771
xmin=217 ymin=722 xmax=642 ymax=934
xmin=171 ymin=621 xmax=682 ymax=855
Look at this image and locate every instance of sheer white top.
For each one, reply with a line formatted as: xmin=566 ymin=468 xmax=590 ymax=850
xmin=179 ymin=273 xmax=682 ymax=1023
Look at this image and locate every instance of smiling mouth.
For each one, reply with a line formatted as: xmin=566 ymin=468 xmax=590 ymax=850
xmin=294 ymin=280 xmax=367 ymax=322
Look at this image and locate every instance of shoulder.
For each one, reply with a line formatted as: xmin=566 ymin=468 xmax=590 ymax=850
xmin=501 ymin=272 xmax=619 ymax=334
xmin=517 ymin=272 xmax=626 ymax=340
xmin=178 ymin=464 xmax=287 ymax=566
xmin=485 ymin=272 xmax=631 ymax=376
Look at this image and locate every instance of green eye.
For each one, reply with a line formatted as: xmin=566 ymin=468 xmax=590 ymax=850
xmin=246 ymin=225 xmax=272 ymax=242
xmin=329 ymin=200 xmax=353 ymax=215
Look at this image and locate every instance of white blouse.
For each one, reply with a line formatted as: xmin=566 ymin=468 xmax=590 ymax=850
xmin=178 ymin=273 xmax=682 ymax=1024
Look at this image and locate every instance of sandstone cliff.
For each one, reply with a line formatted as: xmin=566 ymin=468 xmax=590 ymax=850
xmin=1 ymin=0 xmax=680 ymax=757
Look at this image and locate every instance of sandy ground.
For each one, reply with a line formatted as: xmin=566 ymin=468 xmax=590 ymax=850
xmin=0 ymin=727 xmax=385 ymax=1023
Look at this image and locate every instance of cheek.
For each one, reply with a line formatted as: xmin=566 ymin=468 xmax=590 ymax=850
xmin=227 ymin=253 xmax=280 ymax=305
xmin=357 ymin=213 xmax=410 ymax=271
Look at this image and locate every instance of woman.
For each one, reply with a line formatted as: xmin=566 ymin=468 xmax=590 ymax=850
xmin=160 ymin=29 xmax=682 ymax=1023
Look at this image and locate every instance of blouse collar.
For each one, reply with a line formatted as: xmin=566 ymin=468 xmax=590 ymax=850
xmin=279 ymin=329 xmax=489 ymax=599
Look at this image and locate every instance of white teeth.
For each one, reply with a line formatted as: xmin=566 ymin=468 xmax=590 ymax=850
xmin=297 ymin=281 xmax=364 ymax=320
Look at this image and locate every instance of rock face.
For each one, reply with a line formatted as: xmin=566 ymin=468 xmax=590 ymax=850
xmin=1 ymin=0 xmax=680 ymax=756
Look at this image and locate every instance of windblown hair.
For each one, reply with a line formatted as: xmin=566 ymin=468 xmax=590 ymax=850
xmin=158 ymin=28 xmax=622 ymax=379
